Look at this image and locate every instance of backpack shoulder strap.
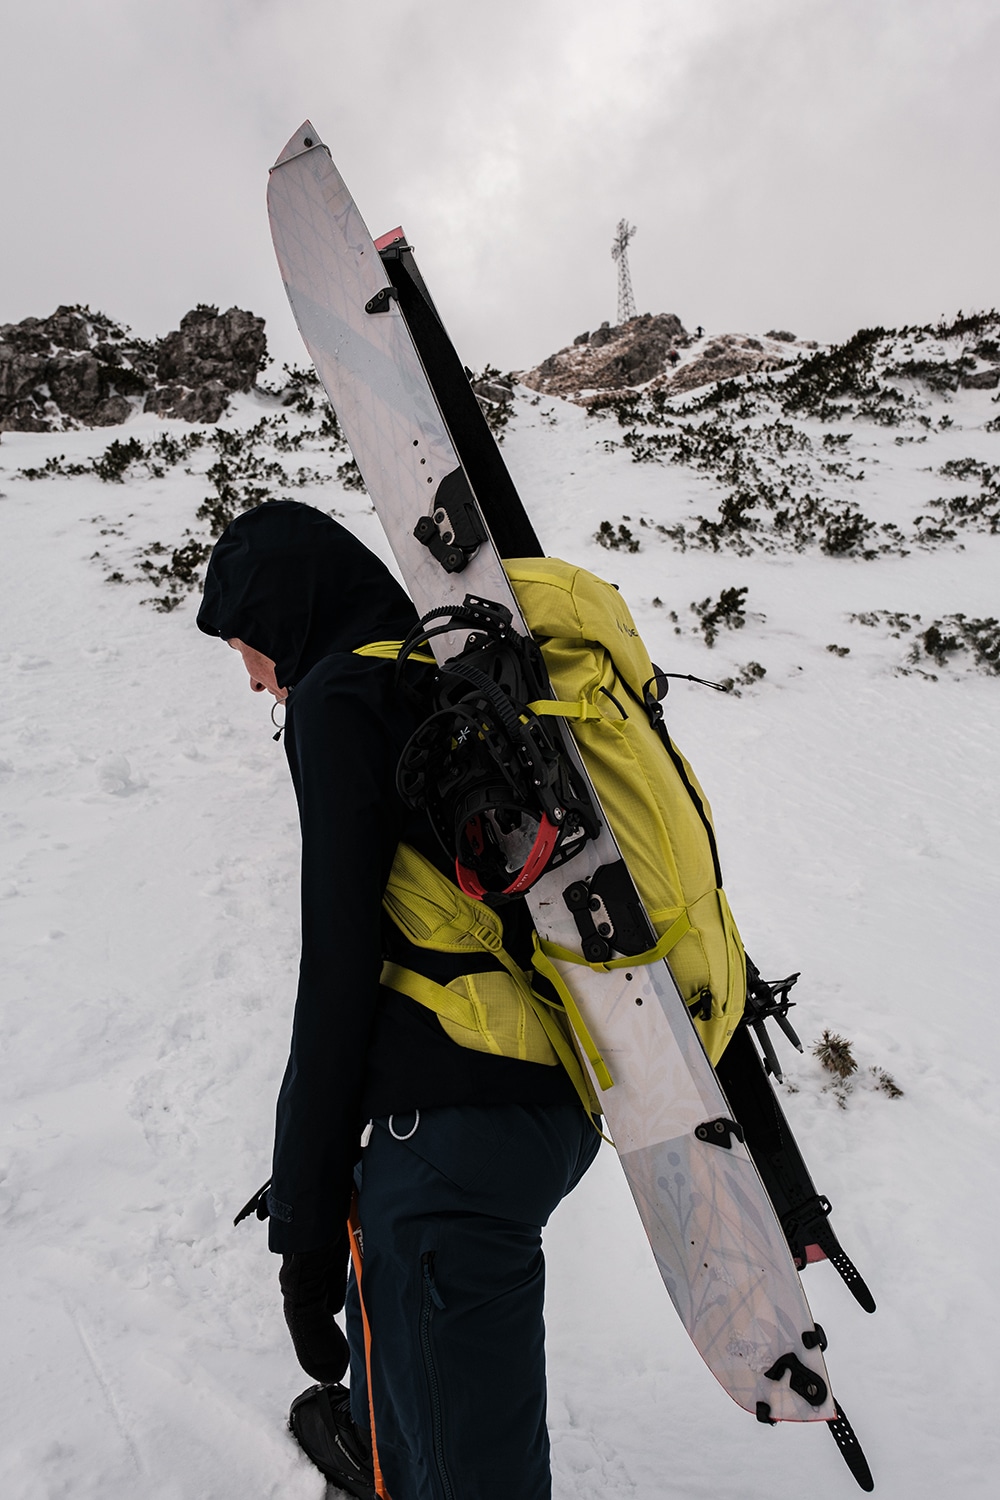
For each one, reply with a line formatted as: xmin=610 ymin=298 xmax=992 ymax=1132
xmin=383 ymin=842 xmax=605 ymax=1119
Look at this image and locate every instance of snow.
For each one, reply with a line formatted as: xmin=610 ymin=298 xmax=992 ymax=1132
xmin=1 ymin=355 xmax=998 ymax=1498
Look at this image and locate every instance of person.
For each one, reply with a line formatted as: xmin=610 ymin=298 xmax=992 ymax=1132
xmin=197 ymin=500 xmax=600 ymax=1500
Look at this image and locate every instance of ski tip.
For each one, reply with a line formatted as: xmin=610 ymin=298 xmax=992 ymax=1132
xmin=271 ymin=121 xmax=326 ymax=171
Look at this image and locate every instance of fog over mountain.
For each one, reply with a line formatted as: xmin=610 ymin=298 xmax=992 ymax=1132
xmin=1 ymin=0 xmax=997 ymax=373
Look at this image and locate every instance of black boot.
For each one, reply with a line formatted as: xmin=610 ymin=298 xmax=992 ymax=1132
xmin=288 ymin=1382 xmax=377 ymax=1500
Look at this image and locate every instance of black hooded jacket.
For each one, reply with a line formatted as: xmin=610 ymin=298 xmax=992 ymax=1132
xmin=198 ymin=503 xmax=575 ymax=1253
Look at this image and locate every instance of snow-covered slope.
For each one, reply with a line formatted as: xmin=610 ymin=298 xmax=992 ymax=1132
xmin=1 ymin=320 xmax=998 ymax=1499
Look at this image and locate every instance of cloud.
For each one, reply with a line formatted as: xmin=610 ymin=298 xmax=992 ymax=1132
xmin=1 ymin=0 xmax=997 ymax=374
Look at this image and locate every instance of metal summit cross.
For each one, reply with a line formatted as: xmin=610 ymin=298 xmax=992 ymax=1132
xmin=611 ymin=218 xmax=637 ymax=324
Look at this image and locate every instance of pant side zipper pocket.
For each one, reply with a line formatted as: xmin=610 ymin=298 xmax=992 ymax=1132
xmin=419 ymin=1251 xmax=454 ymax=1500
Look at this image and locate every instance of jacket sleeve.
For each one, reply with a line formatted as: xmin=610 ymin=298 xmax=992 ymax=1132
xmin=266 ymin=663 xmax=404 ymax=1253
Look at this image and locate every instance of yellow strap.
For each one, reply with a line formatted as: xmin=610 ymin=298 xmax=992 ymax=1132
xmin=383 ymin=958 xmax=602 ymax=1117
xmin=527 ymin=697 xmax=603 ymax=722
xmin=526 ymin=984 xmax=604 ymax=1120
xmin=353 ymin=640 xmax=436 ymax=664
xmin=491 ymin=939 xmax=606 ymax=1116
xmin=539 ymin=909 xmax=691 ymax=975
xmin=381 ymin=843 xmax=607 ymax=1123
xmin=381 ymin=961 xmax=500 ymax=1042
xmin=531 ymin=938 xmax=615 ymax=1093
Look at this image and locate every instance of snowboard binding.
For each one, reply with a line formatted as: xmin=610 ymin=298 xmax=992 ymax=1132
xmin=396 ymin=597 xmax=599 ymax=898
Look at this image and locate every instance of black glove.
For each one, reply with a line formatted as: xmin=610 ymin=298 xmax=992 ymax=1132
xmin=279 ymin=1233 xmax=351 ymax=1384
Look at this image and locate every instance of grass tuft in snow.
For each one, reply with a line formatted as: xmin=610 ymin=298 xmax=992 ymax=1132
xmin=910 ymin=615 xmax=1000 ymax=674
xmin=814 ymin=1029 xmax=859 ymax=1080
xmin=470 ymin=364 xmax=517 ymax=443
xmin=912 ymin=459 xmax=1000 ymax=543
xmin=595 ymin=518 xmax=641 ymax=552
xmin=690 ymin=585 xmax=749 ymax=646
xmin=587 ymin=311 xmax=1000 ymax=561
xmin=850 ymin=610 xmax=1000 ymax=675
xmin=16 ymin=389 xmax=357 ymax=609
xmin=813 ymin=1030 xmax=905 ymax=1108
xmin=718 ymin=661 xmax=766 ymax=695
xmin=871 ymin=1066 xmax=905 ymax=1099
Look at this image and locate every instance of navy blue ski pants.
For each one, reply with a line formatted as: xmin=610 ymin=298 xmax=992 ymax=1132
xmin=346 ymin=1102 xmax=599 ymax=1500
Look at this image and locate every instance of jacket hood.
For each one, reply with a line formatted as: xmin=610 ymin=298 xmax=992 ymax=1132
xmin=197 ymin=501 xmax=418 ymax=688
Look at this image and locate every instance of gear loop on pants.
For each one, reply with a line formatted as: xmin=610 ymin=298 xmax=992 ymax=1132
xmin=388 ymin=1109 xmax=421 ymax=1142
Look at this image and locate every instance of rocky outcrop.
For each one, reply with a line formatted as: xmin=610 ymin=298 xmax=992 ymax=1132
xmin=654 ymin=333 xmax=788 ymax=397
xmin=0 ymin=306 xmax=152 ymax=431
xmin=960 ymin=366 xmax=1000 ymax=390
xmin=522 ymin=313 xmax=687 ymax=399
xmin=471 ymin=371 xmax=515 ymax=407
xmin=520 ymin=317 xmax=804 ymax=406
xmin=143 ymin=305 xmax=266 ymax=422
xmin=0 ymin=304 xmax=267 ymax=431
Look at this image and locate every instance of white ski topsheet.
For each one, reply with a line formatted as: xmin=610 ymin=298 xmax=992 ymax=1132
xmin=267 ymin=122 xmax=835 ymax=1423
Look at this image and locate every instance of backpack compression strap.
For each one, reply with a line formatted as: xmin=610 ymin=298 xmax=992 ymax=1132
xmin=530 ymin=909 xmax=694 ymax=1097
xmin=536 ymin=911 xmax=692 ymax=977
xmin=353 ymin=640 xmax=436 ymax=664
xmin=526 ymin=697 xmax=603 ymax=722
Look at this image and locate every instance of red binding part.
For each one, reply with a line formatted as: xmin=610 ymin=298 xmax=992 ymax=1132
xmin=455 ymin=814 xmax=563 ymax=901
xmin=456 ymin=860 xmax=488 ymax=900
xmin=374 ymin=225 xmax=406 ymax=251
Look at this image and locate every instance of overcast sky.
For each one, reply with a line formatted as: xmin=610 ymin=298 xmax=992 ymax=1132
xmin=1 ymin=0 xmax=997 ymax=374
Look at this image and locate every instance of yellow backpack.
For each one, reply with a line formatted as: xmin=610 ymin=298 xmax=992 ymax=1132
xmin=506 ymin=558 xmax=745 ymax=1064
xmin=369 ymin=557 xmax=746 ymax=1073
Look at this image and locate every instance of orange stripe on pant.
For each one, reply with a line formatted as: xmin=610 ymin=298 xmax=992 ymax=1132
xmin=348 ymin=1197 xmax=391 ymax=1500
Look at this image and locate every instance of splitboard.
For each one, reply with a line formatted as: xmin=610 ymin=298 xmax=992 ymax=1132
xmin=267 ymin=121 xmax=870 ymax=1474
